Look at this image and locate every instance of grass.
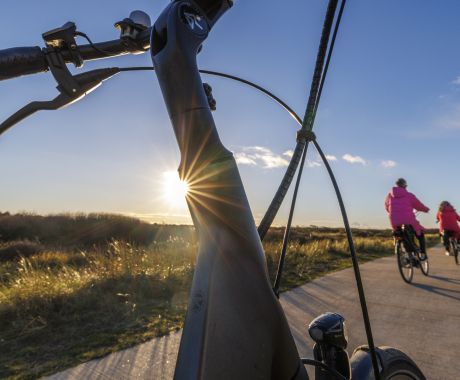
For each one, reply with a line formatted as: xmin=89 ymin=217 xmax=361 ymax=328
xmin=0 ymin=211 xmax=195 ymax=248
xmin=0 ymin=240 xmax=195 ymax=379
xmin=0 ymin=213 xmax=439 ymax=379
xmin=265 ymin=236 xmax=393 ymax=291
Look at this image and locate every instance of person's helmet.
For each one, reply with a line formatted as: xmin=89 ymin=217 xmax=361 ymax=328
xmin=396 ymin=178 xmax=407 ymax=188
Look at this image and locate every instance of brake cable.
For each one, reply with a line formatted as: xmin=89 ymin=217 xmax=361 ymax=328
xmin=0 ymin=46 xmax=382 ymax=379
xmin=105 ymin=62 xmax=382 ymax=380
xmin=302 ymin=359 xmax=347 ymax=380
xmin=75 ymin=31 xmax=114 ymax=57
xmin=199 ymin=70 xmax=381 ymax=379
xmin=0 ymin=64 xmax=383 ymax=380
xmin=206 ymin=67 xmax=381 ymax=379
xmin=0 ymin=67 xmax=297 ymax=136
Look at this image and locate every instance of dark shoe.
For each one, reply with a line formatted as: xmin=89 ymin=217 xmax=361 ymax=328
xmin=419 ymin=252 xmax=428 ymax=261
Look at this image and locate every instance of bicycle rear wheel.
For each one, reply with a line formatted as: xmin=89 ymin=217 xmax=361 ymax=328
xmin=449 ymin=239 xmax=455 ymax=257
xmin=418 ymin=252 xmax=429 ymax=276
xmin=419 ymin=258 xmax=429 ymax=276
xmin=396 ymin=242 xmax=413 ymax=283
xmin=451 ymin=240 xmax=459 ymax=265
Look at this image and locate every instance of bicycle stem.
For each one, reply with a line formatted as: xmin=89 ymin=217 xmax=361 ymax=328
xmin=151 ymin=1 xmax=307 ymax=379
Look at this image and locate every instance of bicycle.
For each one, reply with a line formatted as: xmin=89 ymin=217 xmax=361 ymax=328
xmin=442 ymin=230 xmax=459 ymax=265
xmin=0 ymin=0 xmax=427 ymax=379
xmin=394 ymin=225 xmax=429 ymax=284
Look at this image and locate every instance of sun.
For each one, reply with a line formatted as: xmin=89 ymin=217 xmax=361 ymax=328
xmin=162 ymin=171 xmax=189 ymax=209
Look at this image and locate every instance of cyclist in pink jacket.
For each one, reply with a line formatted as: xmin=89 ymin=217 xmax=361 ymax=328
xmin=384 ymin=178 xmax=430 ymax=255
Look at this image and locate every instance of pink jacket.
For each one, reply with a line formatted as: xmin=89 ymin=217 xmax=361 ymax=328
xmin=436 ymin=205 xmax=460 ymax=234
xmin=384 ymin=186 xmax=429 ymax=235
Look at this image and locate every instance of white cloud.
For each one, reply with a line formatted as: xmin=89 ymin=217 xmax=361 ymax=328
xmin=306 ymin=160 xmax=321 ymax=168
xmin=233 ymin=146 xmax=289 ymax=169
xmin=284 ymin=149 xmax=322 ymax=167
xmin=234 ymin=146 xmax=325 ymax=169
xmin=259 ymin=154 xmax=289 ymax=168
xmin=325 ymin=154 xmax=337 ymax=161
xmin=251 ymin=146 xmax=272 ymax=154
xmin=283 ymin=150 xmax=294 ymax=158
xmin=234 ymin=153 xmax=257 ymax=166
xmin=342 ymin=154 xmax=367 ymax=165
xmin=381 ymin=160 xmax=397 ymax=168
xmin=452 ymin=76 xmax=460 ymax=85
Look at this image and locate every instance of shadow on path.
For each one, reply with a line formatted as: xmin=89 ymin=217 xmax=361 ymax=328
xmin=412 ymin=282 xmax=460 ymax=302
xmin=429 ymin=274 xmax=460 ymax=285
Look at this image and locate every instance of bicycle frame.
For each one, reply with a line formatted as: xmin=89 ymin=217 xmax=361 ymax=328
xmin=394 ymin=226 xmax=419 ymax=254
xmin=151 ymin=1 xmax=307 ymax=378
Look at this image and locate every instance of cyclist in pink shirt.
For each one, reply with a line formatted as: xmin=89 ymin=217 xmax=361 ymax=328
xmin=384 ymin=178 xmax=430 ymax=255
xmin=436 ymin=201 xmax=460 ymax=255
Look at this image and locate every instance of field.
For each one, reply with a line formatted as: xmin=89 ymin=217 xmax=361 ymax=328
xmin=0 ymin=212 xmax=439 ymax=379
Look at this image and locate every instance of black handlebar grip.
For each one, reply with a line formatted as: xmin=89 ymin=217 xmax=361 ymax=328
xmin=0 ymin=47 xmax=48 ymax=81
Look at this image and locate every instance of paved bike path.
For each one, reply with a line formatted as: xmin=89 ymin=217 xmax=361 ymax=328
xmin=46 ymin=245 xmax=460 ymax=380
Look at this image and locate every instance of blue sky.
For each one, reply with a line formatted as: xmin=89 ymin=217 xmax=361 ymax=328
xmin=1 ymin=0 xmax=460 ymax=228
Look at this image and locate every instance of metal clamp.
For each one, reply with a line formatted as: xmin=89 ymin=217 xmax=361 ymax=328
xmin=297 ymin=129 xmax=316 ymax=142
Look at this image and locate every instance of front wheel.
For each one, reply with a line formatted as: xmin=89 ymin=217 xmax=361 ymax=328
xmin=350 ymin=346 xmax=426 ymax=380
xmin=379 ymin=348 xmax=426 ymax=379
xmin=396 ymin=242 xmax=413 ymax=283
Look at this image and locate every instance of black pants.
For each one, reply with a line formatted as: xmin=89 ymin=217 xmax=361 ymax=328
xmin=442 ymin=231 xmax=458 ymax=250
xmin=442 ymin=234 xmax=449 ymax=250
xmin=417 ymin=232 xmax=426 ymax=254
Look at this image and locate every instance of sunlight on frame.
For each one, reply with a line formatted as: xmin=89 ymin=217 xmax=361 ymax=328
xmin=162 ymin=171 xmax=189 ymax=209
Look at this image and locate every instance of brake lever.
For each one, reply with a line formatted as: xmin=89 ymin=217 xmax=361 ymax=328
xmin=0 ymin=67 xmax=120 ymax=136
xmin=0 ymin=95 xmax=71 ymax=135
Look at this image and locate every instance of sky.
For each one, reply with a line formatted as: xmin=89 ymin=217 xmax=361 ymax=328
xmin=1 ymin=0 xmax=460 ymax=228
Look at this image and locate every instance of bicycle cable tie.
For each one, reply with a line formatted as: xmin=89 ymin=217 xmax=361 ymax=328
xmin=296 ymin=129 xmax=316 ymax=143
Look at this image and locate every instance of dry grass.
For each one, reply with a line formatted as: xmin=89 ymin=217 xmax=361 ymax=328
xmin=0 ymin=218 xmax=439 ymax=379
xmin=0 ymin=240 xmax=44 ymax=262
xmin=0 ymin=239 xmax=195 ymax=379
xmin=0 ymin=212 xmax=195 ymax=248
xmin=265 ymin=236 xmax=396 ymax=291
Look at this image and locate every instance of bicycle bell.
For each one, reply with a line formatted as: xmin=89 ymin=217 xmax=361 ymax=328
xmin=115 ymin=10 xmax=151 ymax=40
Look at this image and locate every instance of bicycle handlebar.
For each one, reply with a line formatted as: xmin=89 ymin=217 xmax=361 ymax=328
xmin=0 ymin=0 xmax=233 ymax=82
xmin=0 ymin=47 xmax=48 ymax=81
xmin=64 ymin=29 xmax=152 ymax=60
xmin=0 ymin=28 xmax=151 ymax=82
